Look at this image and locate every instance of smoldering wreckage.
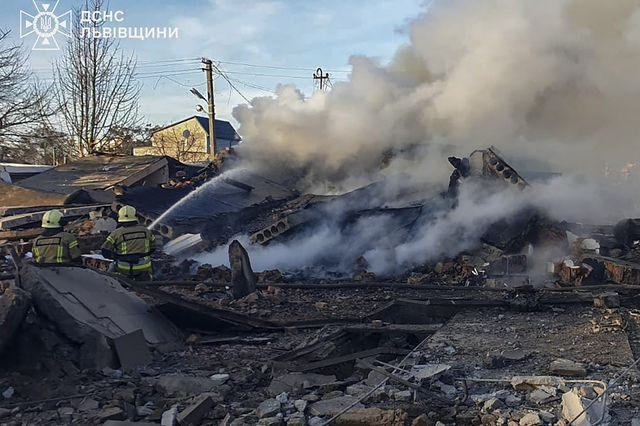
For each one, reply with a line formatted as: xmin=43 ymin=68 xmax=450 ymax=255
xmin=0 ymin=146 xmax=640 ymax=426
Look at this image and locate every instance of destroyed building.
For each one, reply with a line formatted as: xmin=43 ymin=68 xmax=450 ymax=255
xmin=0 ymin=143 xmax=639 ymax=426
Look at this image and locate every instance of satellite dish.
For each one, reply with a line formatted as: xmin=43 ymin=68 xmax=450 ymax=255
xmin=182 ymin=129 xmax=191 ymax=139
xmin=195 ymin=104 xmax=205 ymax=113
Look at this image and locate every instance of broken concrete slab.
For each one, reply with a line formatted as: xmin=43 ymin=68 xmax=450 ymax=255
xmin=163 ymin=233 xmax=207 ymax=258
xmin=561 ymin=389 xmax=607 ymax=426
xmin=229 ymin=240 xmax=256 ymax=299
xmin=308 ymin=396 xmax=364 ymax=417
xmin=256 ymin=399 xmax=281 ymax=418
xmin=113 ymin=329 xmax=152 ymax=370
xmin=20 ymin=264 xmax=182 ymax=368
xmin=103 ymin=422 xmax=160 ymax=426
xmin=511 ymin=376 xmax=565 ymax=391
xmin=409 ymin=364 xmax=451 ymax=382
xmin=177 ymin=393 xmax=215 ymax=425
xmin=549 ymin=359 xmax=587 ymax=377
xmin=268 ymin=373 xmax=337 ymax=396
xmin=154 ymin=375 xmax=225 ymax=397
xmin=0 ymin=286 xmax=31 ymax=355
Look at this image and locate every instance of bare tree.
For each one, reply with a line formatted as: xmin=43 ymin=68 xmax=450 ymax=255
xmin=0 ymin=29 xmax=56 ymax=160
xmin=54 ymin=0 xmax=141 ymax=156
xmin=151 ymin=128 xmax=203 ymax=162
xmin=102 ymin=123 xmax=159 ymax=155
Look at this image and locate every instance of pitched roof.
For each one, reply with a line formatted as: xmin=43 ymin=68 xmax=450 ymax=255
xmin=17 ymin=154 xmax=167 ymax=195
xmin=154 ymin=116 xmax=241 ymax=141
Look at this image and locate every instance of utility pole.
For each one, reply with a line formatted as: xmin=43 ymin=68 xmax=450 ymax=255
xmin=202 ymin=58 xmax=216 ymax=160
xmin=313 ymin=67 xmax=331 ymax=92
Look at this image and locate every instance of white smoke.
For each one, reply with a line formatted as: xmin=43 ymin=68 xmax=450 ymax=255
xmin=194 ymin=0 xmax=640 ymax=275
xmin=234 ymin=0 xmax=640 ymax=188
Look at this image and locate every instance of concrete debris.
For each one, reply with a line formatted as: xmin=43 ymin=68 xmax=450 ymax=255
xmin=308 ymin=396 xmax=364 ymax=417
xmin=161 ymin=405 xmax=178 ymax=426
xmin=4 ymin=148 xmax=640 ymax=426
xmin=549 ymin=359 xmax=587 ymax=377
xmin=0 ymin=286 xmax=31 ymax=355
xmin=177 ymin=393 xmax=215 ymax=425
xmin=561 ymin=389 xmax=608 ymax=426
xmin=19 ymin=264 xmax=182 ymax=369
xmin=164 ymin=233 xmax=207 ymax=257
xmin=518 ymin=412 xmax=542 ymax=426
xmin=269 ymin=373 xmax=337 ymax=396
xmin=154 ymin=375 xmax=224 ymax=397
xmin=334 ymin=408 xmax=407 ymax=426
xmin=229 ymin=240 xmax=257 ymax=299
xmin=257 ymin=398 xmax=281 ymax=418
xmin=593 ymin=291 xmax=620 ymax=308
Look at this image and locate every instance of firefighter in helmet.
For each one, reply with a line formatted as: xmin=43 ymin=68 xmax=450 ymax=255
xmin=101 ymin=205 xmax=158 ymax=280
xmin=32 ymin=209 xmax=81 ymax=265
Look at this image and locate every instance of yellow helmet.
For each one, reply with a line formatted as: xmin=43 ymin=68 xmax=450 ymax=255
xmin=118 ymin=205 xmax=138 ymax=223
xmin=42 ymin=209 xmax=63 ymax=228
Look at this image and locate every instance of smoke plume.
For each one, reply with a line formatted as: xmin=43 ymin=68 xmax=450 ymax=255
xmin=193 ymin=0 xmax=640 ymax=275
xmin=233 ymin=0 xmax=640 ymax=188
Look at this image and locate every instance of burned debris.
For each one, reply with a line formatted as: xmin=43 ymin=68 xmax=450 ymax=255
xmin=0 ymin=146 xmax=640 ymax=426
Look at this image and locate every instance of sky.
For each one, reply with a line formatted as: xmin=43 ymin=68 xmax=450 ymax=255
xmin=0 ymin=0 xmax=425 ymax=127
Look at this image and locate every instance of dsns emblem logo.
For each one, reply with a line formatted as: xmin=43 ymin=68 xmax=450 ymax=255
xmin=20 ymin=1 xmax=72 ymax=51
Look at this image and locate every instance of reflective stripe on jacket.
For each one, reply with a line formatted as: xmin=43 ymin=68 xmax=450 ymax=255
xmin=115 ymin=256 xmax=152 ymax=272
xmin=32 ymin=231 xmax=81 ymax=264
xmin=102 ymin=225 xmax=157 ymax=273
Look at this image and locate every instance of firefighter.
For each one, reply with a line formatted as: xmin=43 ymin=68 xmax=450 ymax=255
xmin=32 ymin=209 xmax=81 ymax=265
xmin=101 ymin=205 xmax=158 ymax=280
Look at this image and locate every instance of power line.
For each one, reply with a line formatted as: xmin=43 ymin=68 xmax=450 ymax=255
xmin=137 ymin=57 xmax=200 ymax=65
xmin=216 ymin=59 xmax=351 ymax=73
xmin=211 ymin=64 xmax=252 ymax=103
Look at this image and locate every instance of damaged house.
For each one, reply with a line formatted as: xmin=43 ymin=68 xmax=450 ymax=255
xmin=1 ymin=143 xmax=639 ymax=425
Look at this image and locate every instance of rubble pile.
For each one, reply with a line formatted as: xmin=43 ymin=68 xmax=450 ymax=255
xmin=2 ymin=147 xmax=640 ymax=425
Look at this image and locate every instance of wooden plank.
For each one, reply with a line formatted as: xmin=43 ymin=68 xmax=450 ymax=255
xmin=0 ymin=228 xmax=42 ymax=241
xmin=0 ymin=204 xmax=109 ymax=230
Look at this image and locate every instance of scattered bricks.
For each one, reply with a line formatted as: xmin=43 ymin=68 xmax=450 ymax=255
xmin=177 ymin=394 xmax=215 ymax=426
xmin=556 ymin=260 xmax=592 ymax=286
xmin=600 ymin=257 xmax=640 ymax=285
xmin=593 ymin=292 xmax=620 ymax=308
xmin=550 ymin=359 xmax=587 ymax=377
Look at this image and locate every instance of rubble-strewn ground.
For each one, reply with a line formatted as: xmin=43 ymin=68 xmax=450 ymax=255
xmin=1 ymin=281 xmax=640 ymax=425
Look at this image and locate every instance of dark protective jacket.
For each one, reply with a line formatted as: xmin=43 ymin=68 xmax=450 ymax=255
xmin=32 ymin=230 xmax=81 ymax=265
xmin=101 ymin=224 xmax=158 ymax=275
